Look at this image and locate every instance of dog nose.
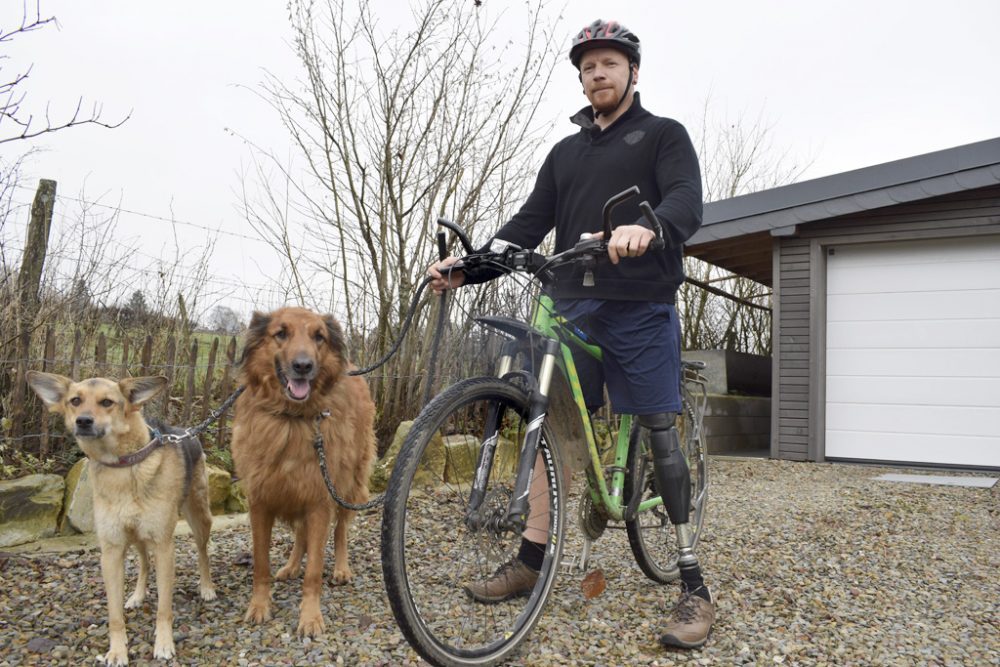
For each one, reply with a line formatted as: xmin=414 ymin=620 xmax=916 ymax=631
xmin=76 ymin=415 xmax=94 ymax=429
xmin=292 ymin=358 xmax=314 ymax=376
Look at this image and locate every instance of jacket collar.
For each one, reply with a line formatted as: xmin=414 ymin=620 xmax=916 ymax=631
xmin=570 ymin=92 xmax=645 ymax=134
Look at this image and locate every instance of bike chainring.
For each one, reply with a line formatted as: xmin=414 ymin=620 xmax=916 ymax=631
xmin=578 ymin=492 xmax=609 ymax=540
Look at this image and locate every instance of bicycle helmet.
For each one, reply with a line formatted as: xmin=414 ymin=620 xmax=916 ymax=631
xmin=569 ymin=19 xmax=641 ymax=69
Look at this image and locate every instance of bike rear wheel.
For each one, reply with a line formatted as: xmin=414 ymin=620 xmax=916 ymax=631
xmin=623 ymin=392 xmax=708 ymax=584
xmin=381 ymin=377 xmax=566 ymax=667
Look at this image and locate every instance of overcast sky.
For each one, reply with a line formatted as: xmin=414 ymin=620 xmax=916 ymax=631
xmin=4 ymin=0 xmax=1000 ymax=318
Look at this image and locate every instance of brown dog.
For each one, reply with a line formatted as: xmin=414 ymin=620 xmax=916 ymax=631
xmin=231 ymin=307 xmax=376 ymax=637
xmin=26 ymin=372 xmax=216 ymax=666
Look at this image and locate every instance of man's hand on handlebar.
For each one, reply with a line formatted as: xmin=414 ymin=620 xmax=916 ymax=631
xmin=428 ymin=256 xmax=466 ymax=294
xmin=592 ymin=224 xmax=657 ymax=265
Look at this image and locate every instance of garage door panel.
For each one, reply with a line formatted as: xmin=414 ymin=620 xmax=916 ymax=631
xmin=827 ymin=289 xmax=1000 ymax=321
xmin=825 ymin=236 xmax=1000 ymax=467
xmin=826 ymin=376 xmax=1000 ymax=407
xmin=825 ymin=430 xmax=1000 ymax=467
xmin=826 ymin=403 xmax=1000 ymax=437
xmin=826 ymin=349 xmax=1000 ymax=378
xmin=828 ymin=260 xmax=1000 ymax=294
xmin=827 ymin=319 xmax=1000 ymax=349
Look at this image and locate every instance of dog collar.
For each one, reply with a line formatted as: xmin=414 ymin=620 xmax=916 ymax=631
xmin=100 ymin=427 xmax=165 ymax=468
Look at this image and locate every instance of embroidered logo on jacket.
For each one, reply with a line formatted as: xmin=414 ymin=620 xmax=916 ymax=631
xmin=624 ymin=130 xmax=645 ymax=145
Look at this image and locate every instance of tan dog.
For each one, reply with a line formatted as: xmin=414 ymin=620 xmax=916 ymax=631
xmin=26 ymin=372 xmax=216 ymax=666
xmin=231 ymin=306 xmax=376 ymax=638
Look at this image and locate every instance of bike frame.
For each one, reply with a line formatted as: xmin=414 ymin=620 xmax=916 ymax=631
xmin=529 ymin=294 xmax=663 ymax=522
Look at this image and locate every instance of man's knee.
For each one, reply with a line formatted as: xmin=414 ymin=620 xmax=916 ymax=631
xmin=638 ymin=412 xmax=677 ymax=431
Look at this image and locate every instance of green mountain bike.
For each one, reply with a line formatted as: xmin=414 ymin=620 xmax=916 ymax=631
xmin=380 ymin=187 xmax=709 ymax=667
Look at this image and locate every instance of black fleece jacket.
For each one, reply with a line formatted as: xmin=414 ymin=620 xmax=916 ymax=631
xmin=466 ymin=93 xmax=703 ymax=303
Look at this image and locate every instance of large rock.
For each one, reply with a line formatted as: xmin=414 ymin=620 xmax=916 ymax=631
xmin=205 ymin=464 xmax=231 ymax=515
xmin=226 ymin=479 xmax=248 ymax=513
xmin=61 ymin=458 xmax=93 ymax=534
xmin=369 ymin=420 xmax=446 ymax=493
xmin=443 ymin=435 xmax=519 ymax=483
xmin=0 ymin=474 xmax=64 ymax=548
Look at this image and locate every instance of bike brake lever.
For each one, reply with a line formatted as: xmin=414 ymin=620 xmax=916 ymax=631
xmin=639 ymin=201 xmax=666 ymax=250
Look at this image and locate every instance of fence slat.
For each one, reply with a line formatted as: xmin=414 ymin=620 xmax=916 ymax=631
xmin=39 ymin=326 xmax=56 ymax=459
xmin=216 ymin=337 xmax=237 ymax=449
xmin=119 ymin=337 xmax=130 ymax=379
xmin=161 ymin=336 xmax=177 ymax=419
xmin=95 ymin=332 xmax=108 ymax=377
xmin=181 ymin=340 xmax=197 ymax=424
xmin=140 ymin=335 xmax=153 ymax=375
xmin=70 ymin=328 xmax=83 ymax=379
xmin=200 ymin=337 xmax=219 ymax=424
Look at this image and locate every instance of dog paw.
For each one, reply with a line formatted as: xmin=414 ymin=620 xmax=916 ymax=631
xmin=331 ymin=566 xmax=353 ymax=585
xmin=100 ymin=647 xmax=129 ymax=666
xmin=297 ymin=612 xmax=326 ymax=638
xmin=153 ymin=636 xmax=175 ymax=661
xmin=244 ymin=600 xmax=272 ymax=624
xmin=200 ymin=584 xmax=217 ymax=601
xmin=124 ymin=591 xmax=145 ymax=609
xmin=275 ymin=563 xmax=301 ymax=580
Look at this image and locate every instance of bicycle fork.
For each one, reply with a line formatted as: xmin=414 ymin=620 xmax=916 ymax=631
xmin=465 ymin=338 xmax=559 ymax=535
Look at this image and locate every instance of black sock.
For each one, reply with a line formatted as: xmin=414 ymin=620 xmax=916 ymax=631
xmin=679 ymin=562 xmax=710 ymax=601
xmin=517 ymin=538 xmax=545 ymax=572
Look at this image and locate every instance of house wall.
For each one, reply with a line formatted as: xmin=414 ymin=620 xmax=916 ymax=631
xmin=772 ymin=185 xmax=1000 ymax=461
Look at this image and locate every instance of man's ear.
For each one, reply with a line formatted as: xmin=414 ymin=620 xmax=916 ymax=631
xmin=119 ymin=376 xmax=169 ymax=411
xmin=26 ymin=372 xmax=73 ymax=412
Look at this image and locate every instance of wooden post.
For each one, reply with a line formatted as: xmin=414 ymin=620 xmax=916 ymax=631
xmin=216 ymin=337 xmax=237 ymax=448
xmin=9 ymin=179 xmax=56 ymax=442
xmin=181 ymin=339 xmax=197 ymax=424
xmin=95 ymin=332 xmax=108 ymax=377
xmin=69 ymin=328 xmax=83 ymax=380
xmin=161 ymin=336 xmax=177 ymax=418
xmin=119 ymin=337 xmax=130 ymax=378
xmin=140 ymin=335 xmax=153 ymax=375
xmin=39 ymin=326 xmax=56 ymax=459
xmin=200 ymin=337 xmax=219 ymax=424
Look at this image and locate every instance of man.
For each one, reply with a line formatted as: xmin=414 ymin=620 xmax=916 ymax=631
xmin=428 ymin=19 xmax=713 ymax=649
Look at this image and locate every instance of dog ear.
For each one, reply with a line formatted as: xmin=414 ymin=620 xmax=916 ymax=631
xmin=239 ymin=311 xmax=272 ymax=365
xmin=322 ymin=314 xmax=347 ymax=358
xmin=26 ymin=372 xmax=73 ymax=411
xmin=119 ymin=376 xmax=169 ymax=410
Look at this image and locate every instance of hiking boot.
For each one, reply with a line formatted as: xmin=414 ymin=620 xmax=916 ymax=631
xmin=463 ymin=557 xmax=539 ymax=603
xmin=658 ymin=586 xmax=715 ymax=649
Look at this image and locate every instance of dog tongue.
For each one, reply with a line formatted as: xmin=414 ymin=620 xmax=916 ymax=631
xmin=287 ymin=378 xmax=311 ymax=399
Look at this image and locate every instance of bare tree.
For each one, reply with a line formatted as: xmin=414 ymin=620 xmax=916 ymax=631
xmin=678 ymin=99 xmax=812 ymax=356
xmin=208 ymin=305 xmax=243 ymax=335
xmin=241 ymin=0 xmax=562 ymax=441
xmin=0 ymin=1 xmax=129 ymax=145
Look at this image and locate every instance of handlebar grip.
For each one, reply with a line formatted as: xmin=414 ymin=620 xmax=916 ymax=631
xmin=436 ymin=231 xmax=448 ymax=261
xmin=602 ymin=186 xmax=640 ymax=237
xmin=639 ymin=200 xmax=666 ymax=250
xmin=436 ymin=218 xmax=475 ymax=254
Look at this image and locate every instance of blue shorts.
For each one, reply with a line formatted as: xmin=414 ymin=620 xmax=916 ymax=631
xmin=553 ymin=298 xmax=682 ymax=415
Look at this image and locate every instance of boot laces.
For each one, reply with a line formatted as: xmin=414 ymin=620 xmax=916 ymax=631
xmin=671 ymin=587 xmax=706 ymax=623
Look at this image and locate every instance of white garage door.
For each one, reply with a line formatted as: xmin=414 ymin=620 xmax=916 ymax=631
xmin=825 ymin=235 xmax=1000 ymax=467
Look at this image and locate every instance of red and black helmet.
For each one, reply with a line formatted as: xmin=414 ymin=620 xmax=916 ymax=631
xmin=569 ymin=19 xmax=641 ymax=69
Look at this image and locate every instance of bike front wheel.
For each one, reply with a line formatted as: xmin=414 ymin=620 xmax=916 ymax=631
xmin=381 ymin=377 xmax=566 ymax=667
xmin=623 ymin=393 xmax=708 ymax=584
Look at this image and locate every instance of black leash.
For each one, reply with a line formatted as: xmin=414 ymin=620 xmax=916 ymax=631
xmin=312 ymin=412 xmax=384 ymax=511
xmin=347 ymin=275 xmax=434 ymax=377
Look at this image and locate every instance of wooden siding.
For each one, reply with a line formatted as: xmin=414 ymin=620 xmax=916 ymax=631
xmin=773 ymin=185 xmax=1000 ymax=462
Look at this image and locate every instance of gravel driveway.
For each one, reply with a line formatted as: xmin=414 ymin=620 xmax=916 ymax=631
xmin=1 ymin=458 xmax=997 ymax=666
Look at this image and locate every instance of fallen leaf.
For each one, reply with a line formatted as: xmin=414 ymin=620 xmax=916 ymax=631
xmin=581 ymin=568 xmax=606 ymax=600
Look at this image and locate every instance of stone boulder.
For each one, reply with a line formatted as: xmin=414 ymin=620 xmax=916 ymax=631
xmin=205 ymin=464 xmax=231 ymax=515
xmin=369 ymin=420 xmax=446 ymax=493
xmin=0 ymin=474 xmax=64 ymax=548
xmin=226 ymin=479 xmax=249 ymax=513
xmin=61 ymin=458 xmax=93 ymax=534
xmin=443 ymin=435 xmax=519 ymax=483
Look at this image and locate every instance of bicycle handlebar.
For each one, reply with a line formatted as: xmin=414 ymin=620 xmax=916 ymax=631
xmin=438 ymin=186 xmax=666 ymax=284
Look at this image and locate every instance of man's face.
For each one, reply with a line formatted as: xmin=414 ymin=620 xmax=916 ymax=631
xmin=579 ymin=47 xmax=636 ymax=114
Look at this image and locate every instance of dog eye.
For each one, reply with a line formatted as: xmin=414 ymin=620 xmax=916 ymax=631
xmin=274 ymin=329 xmax=288 ymax=340
xmin=69 ymin=396 xmax=82 ymax=407
xmin=313 ymin=332 xmax=325 ymax=344
xmin=99 ymin=399 xmax=115 ymax=408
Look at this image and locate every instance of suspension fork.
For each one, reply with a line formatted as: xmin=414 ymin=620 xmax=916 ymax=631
xmin=504 ymin=337 xmax=559 ymax=532
xmin=465 ymin=340 xmax=518 ymax=529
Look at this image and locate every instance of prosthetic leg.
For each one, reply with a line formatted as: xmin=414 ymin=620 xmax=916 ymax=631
xmin=639 ymin=412 xmax=705 ymax=594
